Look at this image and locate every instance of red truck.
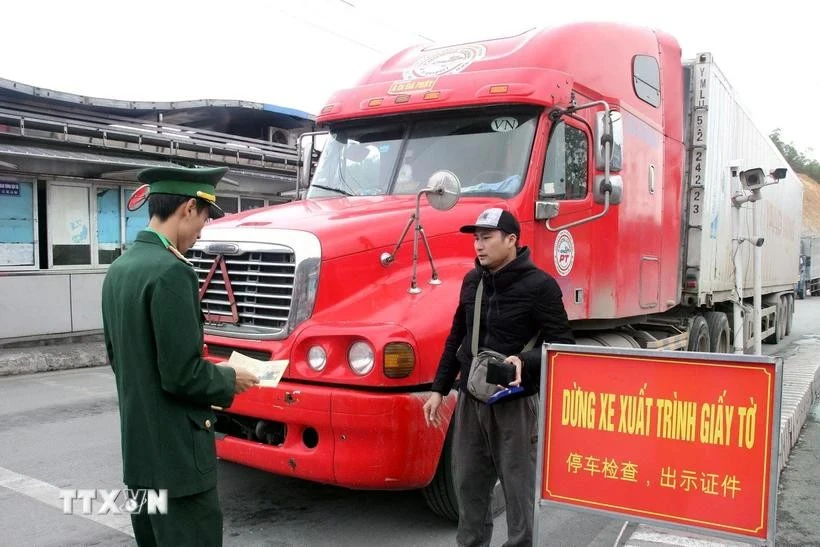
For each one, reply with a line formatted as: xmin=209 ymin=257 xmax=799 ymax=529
xmin=190 ymin=22 xmax=801 ymax=519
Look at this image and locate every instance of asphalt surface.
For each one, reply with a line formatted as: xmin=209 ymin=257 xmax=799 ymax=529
xmin=0 ymin=299 xmax=818 ymax=546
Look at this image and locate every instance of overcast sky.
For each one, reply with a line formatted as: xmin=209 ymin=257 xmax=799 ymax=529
xmin=2 ymin=0 xmax=817 ymax=158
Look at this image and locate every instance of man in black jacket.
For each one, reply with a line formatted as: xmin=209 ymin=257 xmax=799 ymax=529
xmin=423 ymin=207 xmax=574 ymax=547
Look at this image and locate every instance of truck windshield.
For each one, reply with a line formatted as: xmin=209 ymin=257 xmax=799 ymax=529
xmin=307 ymin=108 xmax=539 ymax=198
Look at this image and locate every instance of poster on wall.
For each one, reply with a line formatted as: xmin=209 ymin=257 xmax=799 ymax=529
xmin=0 ymin=182 xmax=20 ymax=196
xmin=0 ymin=181 xmax=34 ymax=266
xmin=50 ymin=184 xmax=91 ymax=266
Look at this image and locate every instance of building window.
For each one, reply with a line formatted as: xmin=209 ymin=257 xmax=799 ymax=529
xmin=47 ymin=182 xmax=151 ymax=268
xmin=97 ymin=186 xmax=121 ymax=264
xmin=240 ymin=197 xmax=265 ymax=211
xmin=633 ymin=55 xmax=661 ymax=107
xmin=216 ymin=196 xmax=238 ymax=215
xmin=49 ymin=184 xmax=91 ymax=266
xmin=541 ymin=122 xmax=588 ymax=200
xmin=216 ymin=195 xmax=268 ymax=214
xmin=0 ymin=180 xmax=36 ymax=268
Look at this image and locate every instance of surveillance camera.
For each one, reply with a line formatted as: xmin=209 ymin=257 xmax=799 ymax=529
xmin=754 ymin=237 xmax=765 ymax=247
xmin=739 ymin=168 xmax=767 ymax=191
xmin=770 ymin=167 xmax=788 ymax=180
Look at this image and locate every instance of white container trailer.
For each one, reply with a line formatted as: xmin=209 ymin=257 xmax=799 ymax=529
xmin=682 ymin=53 xmax=802 ymax=345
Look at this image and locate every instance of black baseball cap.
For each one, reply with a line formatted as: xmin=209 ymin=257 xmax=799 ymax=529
xmin=459 ymin=207 xmax=520 ymax=238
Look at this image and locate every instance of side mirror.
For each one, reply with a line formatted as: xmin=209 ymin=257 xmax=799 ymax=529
xmin=534 ymin=200 xmax=560 ymax=220
xmin=595 ymin=111 xmax=623 ymax=172
xmin=424 ymin=170 xmax=461 ymax=211
xmin=297 ymin=131 xmax=328 ymax=197
xmin=593 ymin=175 xmax=623 ymax=205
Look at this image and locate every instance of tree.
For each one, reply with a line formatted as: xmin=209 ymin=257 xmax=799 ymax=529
xmin=770 ymin=130 xmax=820 ymax=182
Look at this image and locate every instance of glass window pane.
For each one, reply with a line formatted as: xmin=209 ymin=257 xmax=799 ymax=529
xmin=542 ymin=123 xmax=588 ymax=200
xmin=96 ymin=187 xmax=121 ymax=264
xmin=565 ymin=126 xmax=588 ymax=199
xmin=216 ymin=196 xmax=238 ymax=215
xmin=542 ymin=123 xmax=567 ymax=197
xmin=50 ymin=185 xmax=91 ymax=266
xmin=633 ymin=55 xmax=660 ymax=107
xmin=0 ymin=180 xmax=35 ymax=266
xmin=240 ymin=197 xmax=265 ymax=211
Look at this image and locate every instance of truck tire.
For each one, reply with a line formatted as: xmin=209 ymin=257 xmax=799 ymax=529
xmin=763 ymin=299 xmax=783 ymax=344
xmin=703 ymin=311 xmax=730 ymax=353
xmin=785 ymin=294 xmax=794 ymax=336
xmin=422 ymin=419 xmax=505 ymax=522
xmin=687 ymin=315 xmax=710 ymax=352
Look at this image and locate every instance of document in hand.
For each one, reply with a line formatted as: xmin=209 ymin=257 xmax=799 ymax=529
xmin=228 ymin=351 xmax=289 ymax=388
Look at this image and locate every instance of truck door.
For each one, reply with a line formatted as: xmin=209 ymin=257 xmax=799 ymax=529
xmin=531 ymin=119 xmax=592 ymax=321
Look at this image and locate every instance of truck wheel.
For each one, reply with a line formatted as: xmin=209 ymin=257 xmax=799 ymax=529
xmin=785 ymin=294 xmax=794 ymax=336
xmin=687 ymin=315 xmax=710 ymax=352
xmin=703 ymin=311 xmax=730 ymax=353
xmin=763 ymin=299 xmax=783 ymax=344
xmin=422 ymin=418 xmax=505 ymax=522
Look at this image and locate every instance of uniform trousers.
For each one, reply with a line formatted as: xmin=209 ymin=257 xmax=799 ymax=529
xmin=453 ymin=392 xmax=538 ymax=547
xmin=129 ymin=486 xmax=222 ymax=547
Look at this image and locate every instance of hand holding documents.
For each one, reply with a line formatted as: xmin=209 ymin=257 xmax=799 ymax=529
xmin=228 ymin=351 xmax=289 ymax=388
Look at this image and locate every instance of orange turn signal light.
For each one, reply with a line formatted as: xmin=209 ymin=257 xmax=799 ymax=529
xmin=384 ymin=342 xmax=415 ymax=378
xmin=489 ymin=85 xmax=509 ymax=94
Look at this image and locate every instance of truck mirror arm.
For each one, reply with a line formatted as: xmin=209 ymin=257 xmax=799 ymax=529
xmin=545 ymin=187 xmax=611 ymax=232
xmin=545 ymin=133 xmax=614 ymax=232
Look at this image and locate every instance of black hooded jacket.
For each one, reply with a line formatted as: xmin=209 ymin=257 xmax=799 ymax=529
xmin=431 ymin=246 xmax=575 ymax=396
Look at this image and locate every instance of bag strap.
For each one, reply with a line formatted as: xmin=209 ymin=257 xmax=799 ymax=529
xmin=522 ymin=331 xmax=540 ymax=352
xmin=471 ymin=279 xmax=484 ymax=356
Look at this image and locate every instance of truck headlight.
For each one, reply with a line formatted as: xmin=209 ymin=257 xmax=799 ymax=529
xmin=307 ymin=345 xmax=327 ymax=371
xmin=288 ymin=257 xmax=320 ymax=335
xmin=348 ymin=341 xmax=374 ymax=375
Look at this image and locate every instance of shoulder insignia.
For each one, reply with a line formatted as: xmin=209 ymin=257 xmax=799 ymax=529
xmin=169 ymin=245 xmax=194 ymax=267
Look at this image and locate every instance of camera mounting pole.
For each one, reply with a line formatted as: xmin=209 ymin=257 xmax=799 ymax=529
xmin=730 ymin=166 xmax=787 ymax=354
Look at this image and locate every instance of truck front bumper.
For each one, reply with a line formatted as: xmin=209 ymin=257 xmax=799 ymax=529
xmin=215 ymin=381 xmax=452 ymax=489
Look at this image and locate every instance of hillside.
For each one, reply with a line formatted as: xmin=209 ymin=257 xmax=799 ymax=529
xmin=800 ymin=173 xmax=820 ymax=237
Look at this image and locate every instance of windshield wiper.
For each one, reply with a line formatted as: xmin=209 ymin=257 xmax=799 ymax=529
xmin=310 ymin=184 xmax=354 ymax=197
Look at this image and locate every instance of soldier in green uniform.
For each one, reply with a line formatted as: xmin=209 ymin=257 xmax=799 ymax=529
xmin=102 ymin=165 xmax=259 ymax=546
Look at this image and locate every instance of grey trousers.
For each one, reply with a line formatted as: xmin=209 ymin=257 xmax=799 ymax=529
xmin=453 ymin=392 xmax=538 ymax=547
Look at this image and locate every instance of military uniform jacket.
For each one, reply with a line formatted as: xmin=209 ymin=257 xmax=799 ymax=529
xmin=102 ymin=230 xmax=236 ymax=498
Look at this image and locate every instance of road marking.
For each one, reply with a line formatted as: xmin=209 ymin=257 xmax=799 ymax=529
xmin=0 ymin=465 xmax=133 ymax=537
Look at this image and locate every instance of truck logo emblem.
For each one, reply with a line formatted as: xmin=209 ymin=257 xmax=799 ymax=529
xmin=404 ymin=44 xmax=486 ymax=79
xmin=199 ymin=255 xmax=240 ymax=324
xmin=554 ymin=230 xmax=575 ymax=277
xmin=205 ymin=243 xmax=240 ymax=255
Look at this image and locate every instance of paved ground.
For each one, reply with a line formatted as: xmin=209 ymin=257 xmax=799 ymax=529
xmin=1 ymin=300 xmax=818 ymax=546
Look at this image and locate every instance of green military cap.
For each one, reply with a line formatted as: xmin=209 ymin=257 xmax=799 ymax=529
xmin=128 ymin=165 xmax=227 ymax=219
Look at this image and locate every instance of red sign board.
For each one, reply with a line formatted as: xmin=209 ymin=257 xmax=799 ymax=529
xmin=537 ymin=345 xmax=781 ymax=543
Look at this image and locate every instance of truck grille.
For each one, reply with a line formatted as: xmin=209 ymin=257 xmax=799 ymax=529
xmin=188 ymin=249 xmax=296 ymax=332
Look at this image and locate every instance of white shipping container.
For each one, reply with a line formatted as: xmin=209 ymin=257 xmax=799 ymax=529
xmin=682 ymin=53 xmax=802 ymax=306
